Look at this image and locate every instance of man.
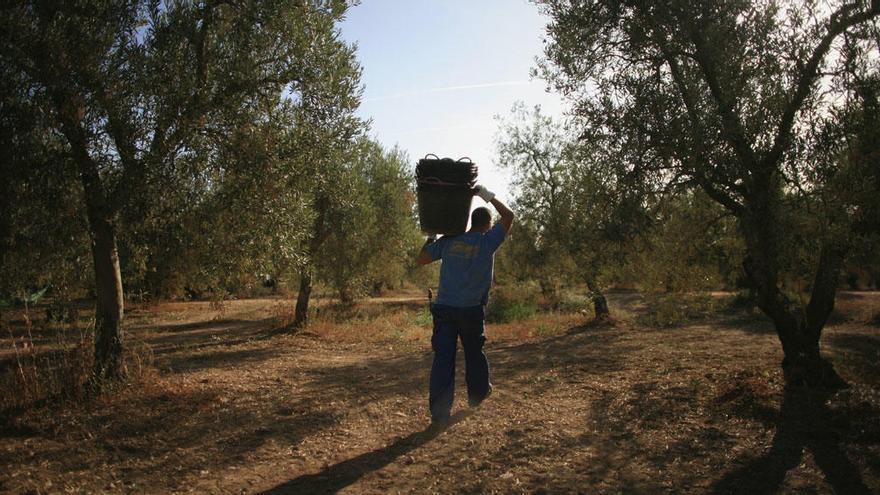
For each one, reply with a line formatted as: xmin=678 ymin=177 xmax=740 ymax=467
xmin=417 ymin=185 xmax=515 ymax=426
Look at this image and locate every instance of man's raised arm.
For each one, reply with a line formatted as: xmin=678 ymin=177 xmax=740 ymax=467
xmin=476 ymin=186 xmax=515 ymax=233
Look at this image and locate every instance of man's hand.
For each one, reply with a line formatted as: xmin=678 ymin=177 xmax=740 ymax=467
xmin=475 ymin=185 xmax=496 ymax=203
xmin=482 ymin=191 xmax=515 ymax=234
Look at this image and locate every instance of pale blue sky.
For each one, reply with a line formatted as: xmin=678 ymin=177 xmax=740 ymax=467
xmin=339 ymin=0 xmax=564 ymax=199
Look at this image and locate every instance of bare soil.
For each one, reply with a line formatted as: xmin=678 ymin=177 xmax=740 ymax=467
xmin=1 ymin=291 xmax=879 ymax=494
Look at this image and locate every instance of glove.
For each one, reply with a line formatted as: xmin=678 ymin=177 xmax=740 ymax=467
xmin=475 ymin=185 xmax=496 ymax=203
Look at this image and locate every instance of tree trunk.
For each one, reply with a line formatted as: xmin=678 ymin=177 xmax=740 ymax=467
xmin=586 ymin=278 xmax=610 ymax=319
xmin=339 ymin=287 xmax=355 ymax=305
xmin=79 ymin=158 xmax=124 ymax=382
xmin=741 ymin=190 xmax=847 ymax=389
xmin=538 ymin=278 xmax=559 ymax=306
xmin=774 ymin=317 xmax=844 ymax=388
xmin=89 ymin=210 xmax=125 ymax=382
xmin=60 ymin=102 xmax=125 ymax=383
xmin=292 ymin=194 xmax=330 ymax=330
xmin=292 ymin=269 xmax=312 ymax=329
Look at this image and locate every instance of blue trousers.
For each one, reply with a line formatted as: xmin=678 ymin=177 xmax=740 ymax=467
xmin=429 ymin=304 xmax=491 ymax=420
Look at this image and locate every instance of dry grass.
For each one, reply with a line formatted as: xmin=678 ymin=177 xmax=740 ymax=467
xmin=0 ymin=303 xmax=160 ymax=418
xmin=0 ymin=319 xmax=93 ymax=413
xmin=304 ymin=295 xmax=586 ymax=346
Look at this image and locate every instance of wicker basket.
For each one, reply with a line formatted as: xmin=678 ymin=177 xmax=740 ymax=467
xmin=416 ymin=155 xmax=478 ymax=235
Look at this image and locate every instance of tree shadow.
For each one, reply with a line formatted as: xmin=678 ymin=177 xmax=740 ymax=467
xmin=712 ymin=386 xmax=872 ymax=495
xmin=144 ymin=318 xmax=270 ymax=350
xmin=161 ymin=346 xmax=282 ymax=373
xmin=2 ymin=385 xmax=339 ymax=492
xmin=142 ymin=317 xmax=294 ymax=357
xmin=296 ymin=323 xmax=628 ymax=406
xmin=260 ymin=410 xmax=472 ymax=494
xmin=711 ymin=306 xmax=776 ymax=335
xmin=825 ymin=333 xmax=880 ymax=386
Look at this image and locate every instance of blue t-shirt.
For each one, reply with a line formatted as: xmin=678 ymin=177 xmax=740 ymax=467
xmin=425 ymin=223 xmax=506 ymax=307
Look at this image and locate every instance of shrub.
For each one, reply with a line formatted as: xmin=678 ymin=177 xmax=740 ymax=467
xmin=640 ymin=292 xmax=719 ymax=328
xmin=728 ymin=289 xmax=757 ymax=309
xmin=413 ymin=308 xmax=432 ymax=327
xmin=556 ymin=291 xmax=589 ymax=314
xmin=487 ymin=285 xmax=539 ymax=323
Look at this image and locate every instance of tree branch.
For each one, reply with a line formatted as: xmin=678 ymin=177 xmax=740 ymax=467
xmin=805 ymin=240 xmax=848 ymax=336
xmin=656 ymin=32 xmax=745 ymax=214
xmin=764 ymin=2 xmax=880 ymax=170
xmin=689 ymin=27 xmax=760 ymax=170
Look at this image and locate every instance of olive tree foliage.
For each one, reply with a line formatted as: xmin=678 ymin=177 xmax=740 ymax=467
xmin=495 ymin=102 xmax=651 ymax=317
xmin=537 ymin=0 xmax=880 ymax=386
xmin=625 ymin=190 xmax=744 ymax=294
xmin=0 ymin=0 xmax=362 ymax=380
xmin=292 ymin=137 xmax=420 ymax=328
xmin=183 ymin=100 xmax=320 ymax=297
xmin=840 ymin=82 xmax=880 ymax=288
xmin=347 ymin=142 xmax=422 ymax=297
xmin=316 ymin=140 xmax=420 ymax=302
xmin=0 ymin=111 xmax=92 ymax=304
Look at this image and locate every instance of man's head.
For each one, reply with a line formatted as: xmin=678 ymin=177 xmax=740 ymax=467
xmin=470 ymin=207 xmax=492 ymax=232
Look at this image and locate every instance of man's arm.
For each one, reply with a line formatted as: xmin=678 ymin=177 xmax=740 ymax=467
xmin=476 ymin=186 xmax=515 ymax=233
xmin=417 ymin=236 xmax=438 ymax=265
xmin=490 ymin=196 xmax=515 ymax=233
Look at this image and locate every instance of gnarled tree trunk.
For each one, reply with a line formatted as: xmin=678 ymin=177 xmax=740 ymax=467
xmin=586 ymin=278 xmax=610 ymax=320
xmin=292 ymin=268 xmax=312 ymax=329
xmin=292 ymin=194 xmax=330 ymax=330
xmin=65 ymin=112 xmax=124 ymax=382
xmin=88 ymin=206 xmax=125 ymax=382
xmin=742 ymin=188 xmax=847 ymax=389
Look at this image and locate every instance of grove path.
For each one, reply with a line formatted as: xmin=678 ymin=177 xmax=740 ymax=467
xmin=2 ymin=293 xmax=879 ymax=494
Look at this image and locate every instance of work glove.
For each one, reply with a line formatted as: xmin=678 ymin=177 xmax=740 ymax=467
xmin=475 ymin=185 xmax=496 ymax=203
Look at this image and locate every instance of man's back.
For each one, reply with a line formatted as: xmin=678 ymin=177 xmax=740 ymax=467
xmin=425 ymin=223 xmax=506 ymax=307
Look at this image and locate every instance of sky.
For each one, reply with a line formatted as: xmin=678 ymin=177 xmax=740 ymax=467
xmin=339 ymin=0 xmax=565 ymax=199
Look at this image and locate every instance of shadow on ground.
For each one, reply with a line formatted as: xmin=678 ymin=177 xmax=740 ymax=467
xmin=143 ymin=317 xmax=285 ymax=354
xmin=296 ymin=322 xmax=630 ymax=406
xmin=260 ymin=410 xmax=472 ymax=494
xmin=713 ymin=386 xmax=877 ymax=495
xmin=826 ymin=333 xmax=880 ymax=386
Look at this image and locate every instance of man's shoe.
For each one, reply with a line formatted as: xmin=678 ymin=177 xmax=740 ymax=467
xmin=468 ymin=384 xmax=493 ymax=408
xmin=428 ymin=415 xmax=450 ymax=432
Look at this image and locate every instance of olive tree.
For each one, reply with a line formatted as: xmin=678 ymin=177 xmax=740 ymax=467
xmin=496 ymin=102 xmax=653 ymax=317
xmin=537 ymin=0 xmax=880 ymax=386
xmin=1 ymin=0 xmax=362 ymax=381
xmin=292 ymin=139 xmax=419 ymax=326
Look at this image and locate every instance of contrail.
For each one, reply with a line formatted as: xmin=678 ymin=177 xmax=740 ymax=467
xmin=391 ymin=123 xmax=492 ymax=136
xmin=363 ymin=80 xmax=532 ymax=102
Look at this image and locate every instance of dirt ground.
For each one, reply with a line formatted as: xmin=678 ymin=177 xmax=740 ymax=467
xmin=1 ymin=291 xmax=879 ymax=494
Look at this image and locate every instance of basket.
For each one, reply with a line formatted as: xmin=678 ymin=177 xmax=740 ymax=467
xmin=416 ymin=155 xmax=478 ymax=235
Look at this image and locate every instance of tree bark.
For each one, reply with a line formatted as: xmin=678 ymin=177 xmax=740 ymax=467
xmin=58 ymin=99 xmax=125 ymax=383
xmin=292 ymin=268 xmax=312 ymax=329
xmin=741 ymin=187 xmax=847 ymax=389
xmin=292 ymin=194 xmax=331 ymax=330
xmin=88 ymin=203 xmax=125 ymax=382
xmin=586 ymin=278 xmax=610 ymax=320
